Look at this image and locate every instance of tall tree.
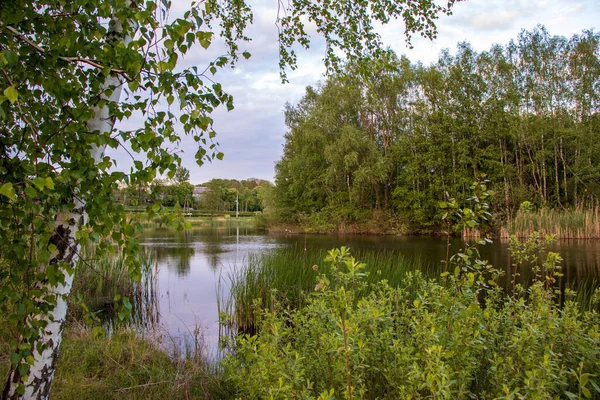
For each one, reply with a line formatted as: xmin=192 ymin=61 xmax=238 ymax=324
xmin=0 ymin=0 xmax=459 ymax=396
xmin=272 ymin=26 xmax=600 ymax=232
xmin=174 ymin=166 xmax=190 ymax=184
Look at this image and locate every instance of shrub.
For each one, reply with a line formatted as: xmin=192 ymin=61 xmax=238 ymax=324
xmin=222 ymin=247 xmax=600 ymax=399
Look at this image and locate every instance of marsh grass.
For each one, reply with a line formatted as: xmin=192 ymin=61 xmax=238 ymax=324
xmin=70 ymin=246 xmax=159 ymax=331
xmin=502 ymin=207 xmax=600 ymax=239
xmin=223 ymin=247 xmax=438 ymax=334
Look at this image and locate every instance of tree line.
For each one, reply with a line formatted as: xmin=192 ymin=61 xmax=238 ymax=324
xmin=115 ymin=167 xmax=272 ymax=213
xmin=273 ymin=26 xmax=600 ymax=232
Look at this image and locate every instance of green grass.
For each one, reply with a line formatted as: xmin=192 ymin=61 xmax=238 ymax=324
xmin=223 ymin=247 xmax=438 ymax=334
xmin=51 ymin=328 xmax=226 ymax=400
xmin=502 ymin=207 xmax=600 ymax=239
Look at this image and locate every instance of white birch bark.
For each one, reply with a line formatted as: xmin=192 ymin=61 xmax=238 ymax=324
xmin=4 ymin=8 xmax=135 ymax=400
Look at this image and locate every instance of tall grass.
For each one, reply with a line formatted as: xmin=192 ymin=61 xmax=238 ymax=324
xmin=501 ymin=207 xmax=600 ymax=239
xmin=51 ymin=328 xmax=227 ymax=399
xmin=222 ymin=247 xmax=437 ymax=334
xmin=71 ymin=246 xmax=159 ymax=331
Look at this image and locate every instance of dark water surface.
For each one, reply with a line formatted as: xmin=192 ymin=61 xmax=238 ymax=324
xmin=139 ymin=221 xmax=600 ymax=355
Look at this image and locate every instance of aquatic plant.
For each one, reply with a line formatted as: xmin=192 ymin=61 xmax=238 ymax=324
xmin=502 ymin=207 xmax=600 ymax=239
xmin=223 ymin=247 xmax=433 ymax=334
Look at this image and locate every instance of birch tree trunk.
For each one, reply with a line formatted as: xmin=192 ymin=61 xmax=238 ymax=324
xmin=3 ymin=9 xmax=134 ymax=400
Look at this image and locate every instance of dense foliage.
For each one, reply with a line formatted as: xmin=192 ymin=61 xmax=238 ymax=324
xmin=274 ymin=26 xmax=600 ymax=233
xmin=0 ymin=0 xmax=460 ymax=395
xmin=223 ymin=247 xmax=600 ymax=399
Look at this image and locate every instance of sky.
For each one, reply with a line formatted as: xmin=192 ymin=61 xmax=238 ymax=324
xmin=108 ymin=0 xmax=599 ymax=185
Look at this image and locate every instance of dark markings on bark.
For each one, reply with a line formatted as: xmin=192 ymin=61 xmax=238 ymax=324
xmin=27 ymin=321 xmax=66 ymax=400
xmin=2 ymin=208 xmax=82 ymax=400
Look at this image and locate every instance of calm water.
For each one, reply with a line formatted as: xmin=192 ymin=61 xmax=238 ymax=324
xmin=139 ymin=221 xmax=600 ymax=356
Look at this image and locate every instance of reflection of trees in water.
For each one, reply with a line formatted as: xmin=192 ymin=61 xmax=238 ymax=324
xmin=554 ymin=241 xmax=600 ymax=283
xmin=196 ymin=230 xmax=228 ymax=271
xmin=151 ymin=245 xmax=195 ymax=277
xmin=272 ymin=234 xmax=600 ymax=287
xmin=144 ymin=227 xmax=600 ymax=287
xmin=146 ymin=229 xmax=196 ymax=276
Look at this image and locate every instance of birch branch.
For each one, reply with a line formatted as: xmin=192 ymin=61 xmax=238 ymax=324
xmin=3 ymin=24 xmax=131 ymax=80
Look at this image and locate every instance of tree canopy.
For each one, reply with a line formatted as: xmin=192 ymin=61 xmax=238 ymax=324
xmin=274 ymin=26 xmax=600 ymax=233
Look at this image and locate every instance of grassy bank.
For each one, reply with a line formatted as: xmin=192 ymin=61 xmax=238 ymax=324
xmin=51 ymin=328 xmax=224 ymax=400
xmin=129 ymin=212 xmax=258 ymax=229
xmin=265 ymin=209 xmax=412 ymax=236
xmin=501 ymin=207 xmax=600 ymax=239
xmin=1 ymin=247 xmax=228 ymax=399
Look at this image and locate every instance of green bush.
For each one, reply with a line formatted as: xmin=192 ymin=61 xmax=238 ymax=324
xmin=222 ymin=247 xmax=600 ymax=399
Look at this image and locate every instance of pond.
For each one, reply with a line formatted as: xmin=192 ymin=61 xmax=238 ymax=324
xmin=139 ymin=220 xmax=600 ymax=357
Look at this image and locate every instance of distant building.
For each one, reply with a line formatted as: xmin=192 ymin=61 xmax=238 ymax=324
xmin=193 ymin=186 xmax=208 ymax=201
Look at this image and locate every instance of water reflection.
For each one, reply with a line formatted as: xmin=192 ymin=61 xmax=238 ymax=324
xmin=138 ymin=222 xmax=600 ymax=356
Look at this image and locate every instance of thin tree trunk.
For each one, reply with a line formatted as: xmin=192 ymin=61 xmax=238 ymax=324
xmin=372 ymin=180 xmax=381 ymax=210
xmin=554 ymin=143 xmax=562 ymax=208
xmin=3 ymin=9 xmax=134 ymax=399
xmin=560 ymin=138 xmax=568 ymax=203
xmin=500 ymin=139 xmax=511 ymax=219
xmin=541 ymin=131 xmax=547 ymax=204
xmin=384 ymin=183 xmax=389 ymax=210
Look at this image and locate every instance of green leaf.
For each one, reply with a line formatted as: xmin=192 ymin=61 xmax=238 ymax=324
xmin=18 ymin=363 xmax=29 ymax=377
xmin=0 ymin=182 xmax=15 ymax=199
xmin=128 ymin=80 xmax=140 ymax=91
xmin=9 ymin=353 xmax=21 ymax=366
xmin=24 ymin=186 xmax=37 ymax=198
xmin=581 ymin=374 xmax=590 ymax=388
xmin=93 ymin=326 xmax=105 ymax=338
xmin=242 ymin=51 xmax=251 ymax=59
xmin=45 ymin=177 xmax=54 ymax=190
xmin=33 ymin=177 xmax=47 ymax=190
xmin=200 ymin=39 xmax=211 ymax=49
xmin=4 ymin=85 xmax=18 ymax=104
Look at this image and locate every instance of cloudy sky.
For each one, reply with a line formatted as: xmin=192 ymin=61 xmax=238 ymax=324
xmin=109 ymin=0 xmax=599 ymax=185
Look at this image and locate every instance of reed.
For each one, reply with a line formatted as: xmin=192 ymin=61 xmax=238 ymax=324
xmin=71 ymin=246 xmax=159 ymax=330
xmin=501 ymin=207 xmax=600 ymax=239
xmin=223 ymin=247 xmax=436 ymax=334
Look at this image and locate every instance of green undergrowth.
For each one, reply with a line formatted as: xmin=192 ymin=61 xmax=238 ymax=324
xmin=222 ymin=246 xmax=600 ymax=399
xmin=50 ymin=328 xmax=224 ymax=400
xmin=224 ymin=247 xmax=435 ymax=333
